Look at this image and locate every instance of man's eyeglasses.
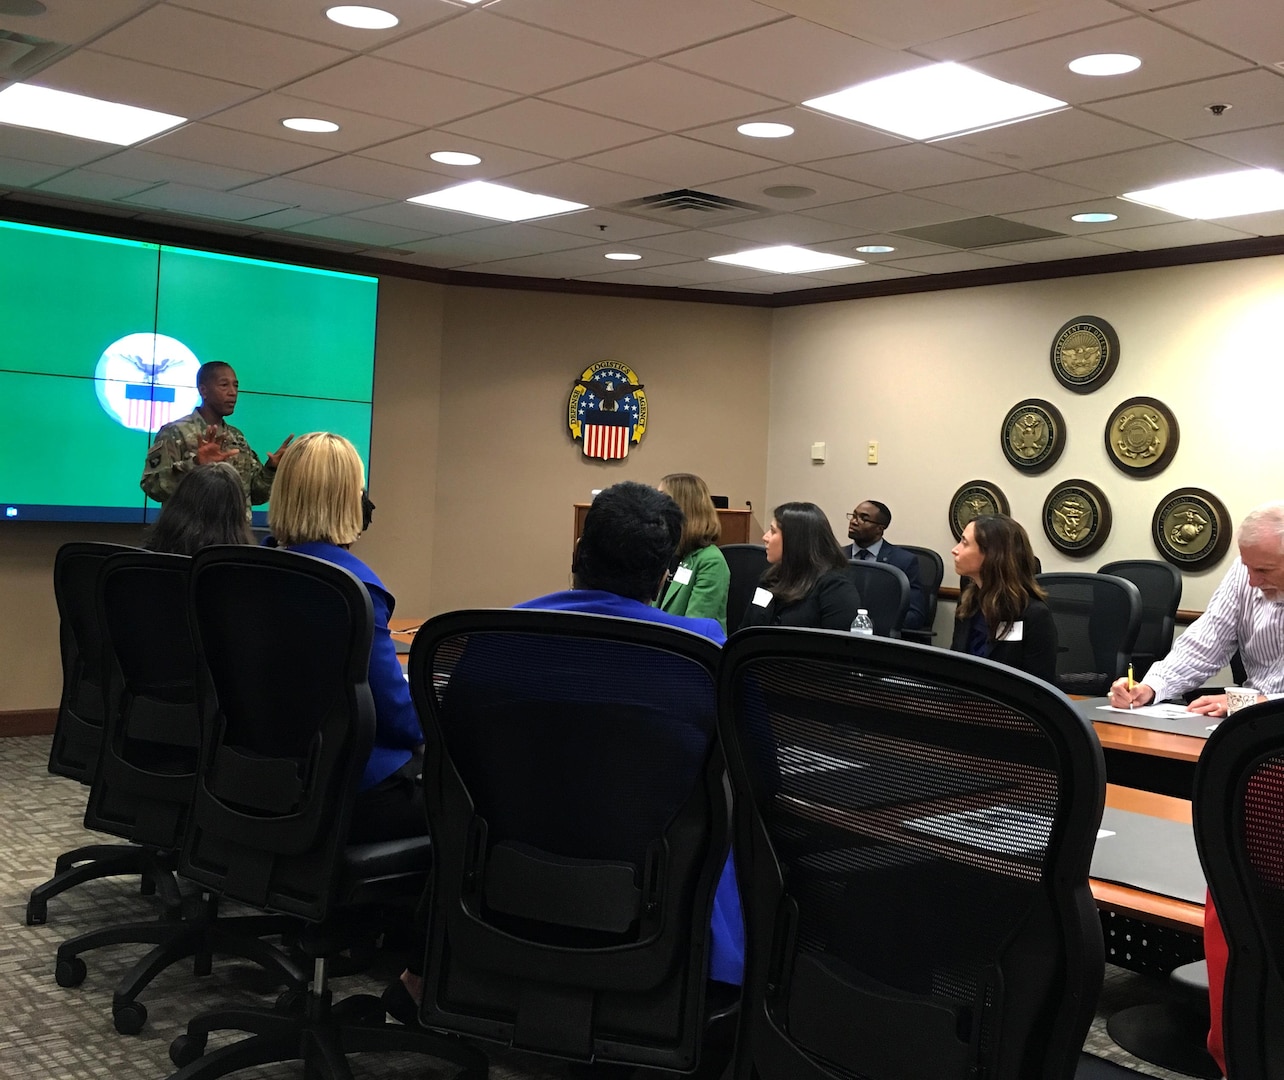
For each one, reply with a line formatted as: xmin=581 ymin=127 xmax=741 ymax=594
xmin=846 ymin=511 xmax=883 ymax=525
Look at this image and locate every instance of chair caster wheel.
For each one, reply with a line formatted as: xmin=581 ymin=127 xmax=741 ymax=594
xmin=55 ymin=956 xmax=87 ymax=987
xmin=276 ymin=987 xmax=306 ymax=1013
xmin=113 ymin=999 xmax=147 ymax=1035
xmin=26 ymin=899 xmax=47 ymax=926
xmin=170 ymin=1033 xmax=207 ymax=1068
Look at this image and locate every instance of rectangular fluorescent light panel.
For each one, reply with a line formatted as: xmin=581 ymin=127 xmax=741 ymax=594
xmin=804 ymin=62 xmax=1066 ymax=141
xmin=709 ymin=245 xmax=863 ymax=275
xmin=407 ymin=180 xmax=587 ymax=222
xmin=1122 ymin=169 xmax=1284 ymax=220
xmin=0 ymin=83 xmax=185 ymax=145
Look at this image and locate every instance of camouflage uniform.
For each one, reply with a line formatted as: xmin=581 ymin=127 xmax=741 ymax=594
xmin=140 ymin=410 xmax=275 ymax=508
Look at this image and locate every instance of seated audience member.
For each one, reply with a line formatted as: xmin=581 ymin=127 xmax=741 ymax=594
xmin=950 ymin=514 xmax=1057 ymax=683
xmin=267 ymin=432 xmax=424 ymax=843
xmin=657 ymin=472 xmax=731 ymax=633
xmin=843 ymin=499 xmax=927 ymax=630
xmin=741 ymin=502 xmax=861 ymax=631
xmin=142 ymin=462 xmax=254 ymax=554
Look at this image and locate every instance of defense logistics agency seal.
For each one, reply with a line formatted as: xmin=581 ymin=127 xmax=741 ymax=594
xmin=1042 ymin=479 xmax=1111 ymax=557
xmin=1051 ymin=315 xmax=1119 ymax=393
xmin=568 ymin=360 xmax=647 ymax=460
xmin=1105 ymin=396 xmax=1179 ymax=477
xmin=949 ymin=480 xmax=1010 ymax=541
xmin=1151 ymin=488 xmax=1231 ymax=570
xmin=1001 ymin=398 xmax=1065 ymax=473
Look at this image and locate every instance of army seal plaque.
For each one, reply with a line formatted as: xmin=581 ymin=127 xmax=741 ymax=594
xmin=949 ymin=480 xmax=1010 ymax=541
xmin=1050 ymin=315 xmax=1119 ymax=393
xmin=1151 ymin=488 xmax=1231 ymax=570
xmin=1001 ymin=398 xmax=1065 ymax=473
xmin=1042 ymin=479 xmax=1111 ymax=557
xmin=1105 ymin=396 xmax=1179 ymax=477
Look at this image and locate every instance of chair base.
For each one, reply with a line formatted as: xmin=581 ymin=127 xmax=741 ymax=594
xmin=27 ymin=842 xmax=180 ymax=925
xmin=1106 ymin=1003 xmax=1221 ymax=1079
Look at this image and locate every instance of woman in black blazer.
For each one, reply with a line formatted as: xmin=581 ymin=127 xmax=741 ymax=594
xmin=740 ymin=502 xmax=861 ymax=631
xmin=950 ymin=514 xmax=1057 ymax=683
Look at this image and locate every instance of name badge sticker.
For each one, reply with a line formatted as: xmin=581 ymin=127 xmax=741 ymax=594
xmin=673 ymin=565 xmax=693 ymax=585
xmin=998 ymin=621 xmax=1024 ymax=642
xmin=752 ymin=587 xmax=773 ymax=608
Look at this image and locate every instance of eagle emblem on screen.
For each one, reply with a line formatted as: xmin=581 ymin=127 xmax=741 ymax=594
xmin=567 ymin=360 xmax=647 ymax=460
xmin=94 ymin=332 xmax=202 ymax=433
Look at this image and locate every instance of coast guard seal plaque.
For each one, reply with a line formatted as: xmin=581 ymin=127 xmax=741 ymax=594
xmin=949 ymin=480 xmax=1010 ymax=541
xmin=1152 ymin=488 xmax=1231 ymax=570
xmin=1001 ymin=398 xmax=1065 ymax=474
xmin=1043 ymin=479 xmax=1111 ymax=557
xmin=1105 ymin=396 xmax=1179 ymax=477
xmin=1051 ymin=315 xmax=1119 ymax=393
xmin=568 ymin=360 xmax=647 ymax=460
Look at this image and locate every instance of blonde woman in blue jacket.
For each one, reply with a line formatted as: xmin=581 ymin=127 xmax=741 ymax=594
xmin=657 ymin=472 xmax=731 ymax=633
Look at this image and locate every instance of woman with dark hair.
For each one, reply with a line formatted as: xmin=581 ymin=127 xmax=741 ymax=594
xmin=950 ymin=514 xmax=1057 ymax=682
xmin=657 ymin=472 xmax=731 ymax=632
xmin=142 ymin=462 xmax=254 ymax=555
xmin=740 ymin=501 xmax=861 ymax=631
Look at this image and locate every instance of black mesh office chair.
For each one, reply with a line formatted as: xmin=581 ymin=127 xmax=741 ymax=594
xmin=1193 ymin=699 xmax=1284 ymax=1080
xmin=900 ymin=544 xmax=945 ymax=645
xmin=54 ymin=551 xmax=303 ymax=1035
xmin=718 ymin=628 xmax=1108 ymax=1080
xmin=723 ymin=543 xmax=768 ymax=633
xmin=408 ymin=609 xmax=736 ymax=1076
xmin=165 ymin=547 xmax=484 ymax=1080
xmin=844 ymin=560 xmax=910 ymax=638
xmin=1036 ymin=573 xmax=1142 ymax=697
xmin=1098 ymin=560 xmax=1182 ymax=681
xmin=28 ymin=542 xmax=180 ymax=926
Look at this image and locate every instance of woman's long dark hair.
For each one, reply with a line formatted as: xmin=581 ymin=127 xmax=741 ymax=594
xmin=956 ymin=514 xmax=1045 ymax=641
xmin=761 ymin=501 xmax=848 ymax=605
xmin=143 ymin=462 xmax=254 ymax=555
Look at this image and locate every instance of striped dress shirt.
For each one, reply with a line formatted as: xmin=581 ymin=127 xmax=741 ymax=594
xmin=1146 ymin=558 xmax=1284 ymax=702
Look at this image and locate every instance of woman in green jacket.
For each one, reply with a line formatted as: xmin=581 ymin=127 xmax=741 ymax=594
xmin=657 ymin=472 xmax=731 ymax=633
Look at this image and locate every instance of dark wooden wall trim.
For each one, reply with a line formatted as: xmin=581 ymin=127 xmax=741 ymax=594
xmin=0 ymin=709 xmax=56 ymax=737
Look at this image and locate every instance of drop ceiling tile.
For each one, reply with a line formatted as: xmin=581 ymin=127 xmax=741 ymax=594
xmin=544 ymin=63 xmax=786 ymax=132
xmin=348 ymin=201 xmax=498 ymax=236
xmin=33 ymin=169 xmax=157 ymax=201
xmin=0 ymin=0 xmax=152 ymax=44
xmin=358 ymin=132 xmax=556 ymax=180
xmin=975 ymin=234 xmax=1127 ymax=261
xmin=915 ymin=0 xmax=1128 ymax=62
xmin=1192 ymin=124 xmax=1284 ymax=172
xmin=1094 ymin=219 xmax=1256 ymax=251
xmin=809 ymin=143 xmax=1010 ymax=188
xmin=91 ymin=5 xmax=349 ymax=89
xmin=705 ymin=166 xmax=883 ymax=211
xmin=944 ymin=109 xmax=1163 ymax=170
xmin=452 ymin=250 xmax=631 ymax=278
xmin=636 ymin=258 xmax=769 ymax=283
xmin=1039 ymin=141 xmax=1249 ymax=194
xmin=172 ymin=0 xmax=462 ymax=47
xmin=1156 ymin=0 xmax=1284 ymax=71
xmin=707 ymin=213 xmax=866 ymax=245
xmin=684 ymin=108 xmax=903 ymax=164
xmin=501 ymin=162 xmax=661 ymax=207
xmin=806 ymin=263 xmax=923 ymax=284
xmin=1216 ymin=209 xmax=1284 ymax=237
xmin=84 ymin=148 xmax=267 ymax=190
xmin=441 ymin=99 xmax=660 ymax=159
xmin=530 ymin=207 xmax=686 ymax=242
xmin=1001 ymin=200 xmax=1183 ymax=235
xmin=241 ymin=207 xmax=330 ymax=231
xmin=121 ymin=182 xmax=294 ymax=220
xmin=444 ymin=221 xmax=602 ymax=255
xmin=812 ymin=231 xmax=952 ymax=258
xmin=580 ymin=267 xmax=700 ymax=287
xmin=880 ymin=250 xmax=1018 ymax=273
xmin=204 ymin=94 xmax=419 ymax=153
xmin=0 ymin=155 xmax=67 ymax=187
xmin=0 ymin=126 xmax=117 ymax=168
xmin=579 ymin=135 xmax=779 ymax=189
xmin=399 ymin=233 xmax=532 ymax=266
xmin=283 ymin=57 xmax=517 ymax=127
xmin=283 ymin=216 xmax=435 ymax=247
xmin=376 ymin=12 xmax=637 ymax=95
xmin=912 ymin=173 xmax=1110 ymax=214
xmin=289 ymin=156 xmax=446 ymax=201
xmin=1090 ymin=70 xmax=1284 ymax=141
xmin=802 ymin=192 xmax=973 ymax=232
xmin=230 ymin=177 xmax=391 ymax=215
xmin=3 ymin=190 xmax=142 ymax=218
xmin=629 ymin=230 xmax=763 ymax=259
xmin=142 ymin=123 xmax=337 ymax=174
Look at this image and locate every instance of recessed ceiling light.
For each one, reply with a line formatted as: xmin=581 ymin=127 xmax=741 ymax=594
xmin=1122 ymin=169 xmax=1284 ymax=219
xmin=325 ymin=5 xmax=398 ymax=29
xmin=407 ymin=180 xmax=588 ymax=222
xmin=803 ymin=62 xmax=1066 ymax=142
xmin=282 ymin=117 xmax=339 ymax=133
xmin=604 ymin=253 xmax=642 ymax=261
xmin=709 ymin=245 xmax=864 ymax=275
xmin=0 ymin=83 xmax=185 ymax=145
xmin=737 ymin=122 xmax=794 ymax=139
xmin=855 ymin=244 xmax=895 ymax=253
xmin=1068 ymin=53 xmax=1141 ymax=77
xmin=430 ymin=150 xmax=482 ymax=166
xmin=1071 ymin=212 xmax=1118 ymax=223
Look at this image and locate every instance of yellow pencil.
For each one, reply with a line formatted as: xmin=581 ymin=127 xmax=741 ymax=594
xmin=1127 ymin=663 xmax=1135 ymax=709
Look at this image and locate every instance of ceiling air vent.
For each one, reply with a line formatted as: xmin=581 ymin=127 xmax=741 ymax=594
xmin=610 ymin=188 xmax=767 ymax=227
xmin=0 ymin=30 xmax=71 ymax=76
xmin=895 ymin=216 xmax=1064 ymax=250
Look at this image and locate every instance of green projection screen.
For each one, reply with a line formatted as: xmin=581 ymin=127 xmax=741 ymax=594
xmin=0 ymin=221 xmax=377 ymax=524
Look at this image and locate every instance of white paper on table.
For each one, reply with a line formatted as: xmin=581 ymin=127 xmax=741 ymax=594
xmin=1095 ymin=703 xmax=1195 ymax=719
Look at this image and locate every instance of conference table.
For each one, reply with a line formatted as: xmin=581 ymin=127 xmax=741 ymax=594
xmin=1079 ymin=696 xmax=1212 ymax=801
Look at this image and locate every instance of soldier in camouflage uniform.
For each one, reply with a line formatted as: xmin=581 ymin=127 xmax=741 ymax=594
xmin=140 ymin=361 xmax=293 ymax=511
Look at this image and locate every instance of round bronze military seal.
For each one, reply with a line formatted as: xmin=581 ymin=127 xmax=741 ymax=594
xmin=949 ymin=480 xmax=1010 ymax=541
xmin=1050 ymin=315 xmax=1119 ymax=393
xmin=1104 ymin=396 xmax=1179 ymax=477
xmin=1001 ymin=398 xmax=1065 ymax=473
xmin=1151 ymin=488 xmax=1230 ymax=570
xmin=1042 ymin=479 xmax=1111 ymax=557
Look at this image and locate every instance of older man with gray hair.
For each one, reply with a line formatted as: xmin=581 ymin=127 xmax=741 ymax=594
xmin=1109 ymin=501 xmax=1284 ymax=717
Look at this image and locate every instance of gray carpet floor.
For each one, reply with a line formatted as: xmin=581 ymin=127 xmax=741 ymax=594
xmin=1 ymin=734 xmax=1198 ymax=1080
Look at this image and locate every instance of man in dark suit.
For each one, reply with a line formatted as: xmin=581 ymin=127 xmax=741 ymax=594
xmin=843 ymin=499 xmax=927 ymax=630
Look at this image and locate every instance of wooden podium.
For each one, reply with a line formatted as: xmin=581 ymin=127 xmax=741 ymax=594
xmin=573 ymin=504 xmax=752 ymax=547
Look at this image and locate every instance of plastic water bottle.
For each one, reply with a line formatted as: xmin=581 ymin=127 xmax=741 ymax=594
xmin=850 ymin=609 xmax=874 ymax=637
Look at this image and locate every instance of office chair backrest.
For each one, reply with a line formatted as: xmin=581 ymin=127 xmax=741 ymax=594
xmin=409 ymin=609 xmax=728 ymax=1071
xmin=183 ymin=546 xmax=375 ymax=920
xmin=1194 ymin=701 xmax=1284 ymax=1080
xmin=86 ymin=551 xmax=200 ymax=849
xmin=901 ymin=544 xmax=945 ymax=630
xmin=49 ymin=542 xmax=138 ymax=783
xmin=844 ymin=559 xmax=910 ymax=637
xmin=1098 ymin=559 xmax=1182 ymax=680
xmin=719 ymin=628 xmax=1105 ymax=1080
xmin=722 ymin=542 xmax=769 ymax=632
xmin=1035 ymin=572 xmax=1142 ymax=696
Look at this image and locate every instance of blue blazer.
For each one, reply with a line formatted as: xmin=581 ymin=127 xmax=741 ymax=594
xmin=844 ymin=540 xmax=927 ymax=631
